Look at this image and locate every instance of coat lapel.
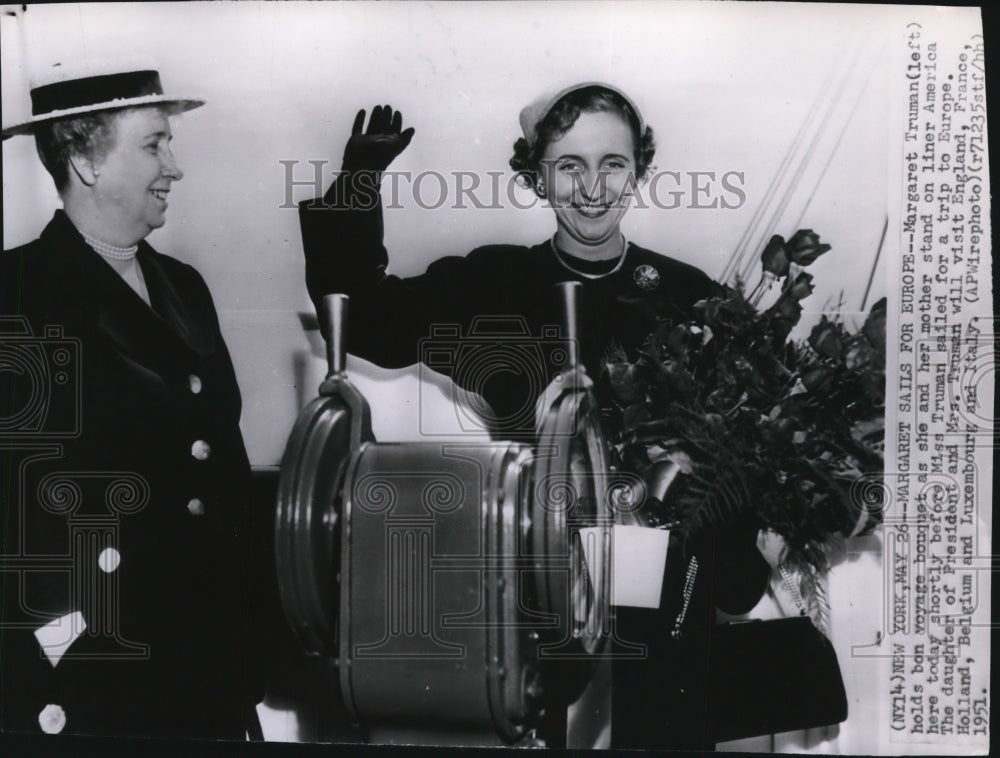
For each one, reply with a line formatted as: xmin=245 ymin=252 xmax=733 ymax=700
xmin=137 ymin=247 xmax=215 ymax=358
xmin=38 ymin=212 xmax=212 ymax=379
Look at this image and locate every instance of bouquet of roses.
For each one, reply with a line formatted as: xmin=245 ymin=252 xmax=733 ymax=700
xmin=600 ymin=230 xmax=885 ymax=588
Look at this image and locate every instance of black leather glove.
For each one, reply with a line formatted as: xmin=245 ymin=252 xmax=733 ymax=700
xmin=341 ymin=104 xmax=415 ymax=173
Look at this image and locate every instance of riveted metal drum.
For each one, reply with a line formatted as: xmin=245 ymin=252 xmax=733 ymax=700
xmin=276 ymin=286 xmax=613 ymax=742
xmin=338 ymin=442 xmax=541 ymax=739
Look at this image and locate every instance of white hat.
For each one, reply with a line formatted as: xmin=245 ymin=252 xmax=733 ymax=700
xmin=518 ymin=81 xmax=646 ymax=148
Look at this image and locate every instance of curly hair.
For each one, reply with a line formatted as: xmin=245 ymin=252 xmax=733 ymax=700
xmin=510 ymin=86 xmax=655 ymax=194
xmin=33 ymin=109 xmax=123 ymax=192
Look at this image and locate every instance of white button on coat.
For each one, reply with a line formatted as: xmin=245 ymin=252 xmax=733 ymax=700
xmin=188 ymin=374 xmax=203 ymax=394
xmin=39 ymin=703 xmax=66 ymax=734
xmin=98 ymin=547 xmax=121 ymax=573
xmin=187 ymin=498 xmax=205 ymax=516
xmin=191 ymin=440 xmax=211 ymax=460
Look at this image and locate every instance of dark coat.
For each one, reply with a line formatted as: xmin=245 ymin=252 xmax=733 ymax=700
xmin=0 ymin=211 xmax=271 ymax=739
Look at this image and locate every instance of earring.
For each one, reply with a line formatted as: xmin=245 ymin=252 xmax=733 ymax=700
xmin=93 ymin=170 xmax=100 ymax=177
xmin=536 ymin=179 xmax=546 ymax=197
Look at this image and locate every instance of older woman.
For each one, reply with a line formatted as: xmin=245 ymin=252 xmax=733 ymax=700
xmin=0 ymin=65 xmax=276 ymax=740
xmin=299 ymin=83 xmax=770 ymax=749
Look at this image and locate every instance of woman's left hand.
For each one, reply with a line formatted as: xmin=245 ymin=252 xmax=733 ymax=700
xmin=756 ymin=528 xmax=788 ymax=570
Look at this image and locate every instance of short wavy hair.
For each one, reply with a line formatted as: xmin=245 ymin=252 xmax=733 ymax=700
xmin=510 ymin=86 xmax=655 ymax=193
xmin=33 ymin=109 xmax=123 ymax=192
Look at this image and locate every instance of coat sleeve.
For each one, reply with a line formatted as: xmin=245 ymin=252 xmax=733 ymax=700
xmin=704 ymin=521 xmax=770 ymax=615
xmin=300 ymin=171 xmax=389 ymax=313
xmin=299 ymin=172 xmax=492 ymax=371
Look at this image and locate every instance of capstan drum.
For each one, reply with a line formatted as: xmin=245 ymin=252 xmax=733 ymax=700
xmin=275 ymin=283 xmax=613 ymax=742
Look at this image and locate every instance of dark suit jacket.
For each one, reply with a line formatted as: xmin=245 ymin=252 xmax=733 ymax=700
xmin=0 ymin=211 xmax=273 ymax=739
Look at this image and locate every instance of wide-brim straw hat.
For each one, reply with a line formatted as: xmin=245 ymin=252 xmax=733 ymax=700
xmin=2 ymin=59 xmax=204 ymax=140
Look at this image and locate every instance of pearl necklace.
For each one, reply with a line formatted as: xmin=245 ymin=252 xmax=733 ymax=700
xmin=550 ymin=234 xmax=627 ymax=280
xmin=81 ymin=231 xmax=139 ymax=261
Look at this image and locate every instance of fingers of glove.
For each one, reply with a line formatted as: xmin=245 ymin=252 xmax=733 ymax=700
xmin=351 ymin=109 xmax=366 ymax=136
xmin=390 ymin=109 xmax=403 ymax=135
xmin=398 ymin=126 xmax=415 ymax=150
xmin=379 ymin=103 xmax=392 ymax=134
xmin=365 ymin=104 xmax=384 ymax=135
xmin=370 ymin=105 xmax=392 ymax=134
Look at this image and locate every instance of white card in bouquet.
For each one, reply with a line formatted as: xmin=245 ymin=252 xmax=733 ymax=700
xmin=579 ymin=525 xmax=670 ymax=609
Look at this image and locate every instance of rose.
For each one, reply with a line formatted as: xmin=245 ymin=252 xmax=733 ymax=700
xmin=808 ymin=317 xmax=844 ymax=361
xmin=783 ymin=271 xmax=815 ymax=301
xmin=770 ymin=291 xmax=803 ymax=321
xmin=844 ymin=336 xmax=875 ymax=370
xmin=766 ymin=290 xmax=803 ymax=345
xmin=787 ymin=229 xmax=832 ymax=266
xmin=760 ymin=234 xmax=790 ymax=277
xmin=863 ymin=297 xmax=887 ymax=360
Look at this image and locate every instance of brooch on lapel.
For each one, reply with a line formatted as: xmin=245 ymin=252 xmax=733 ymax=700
xmin=633 ymin=264 xmax=660 ymax=291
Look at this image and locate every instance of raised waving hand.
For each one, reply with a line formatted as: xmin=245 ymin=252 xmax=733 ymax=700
xmin=342 ymin=104 xmax=415 ymax=173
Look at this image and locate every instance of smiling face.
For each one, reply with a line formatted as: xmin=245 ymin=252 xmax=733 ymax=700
xmin=90 ymin=107 xmax=183 ymax=244
xmin=541 ymin=110 xmax=637 ymax=258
